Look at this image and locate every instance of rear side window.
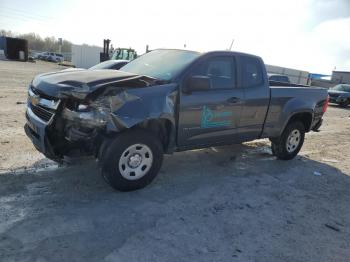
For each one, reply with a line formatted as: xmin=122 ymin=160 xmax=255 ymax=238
xmin=192 ymin=56 xmax=236 ymax=90
xmin=241 ymin=56 xmax=264 ymax=88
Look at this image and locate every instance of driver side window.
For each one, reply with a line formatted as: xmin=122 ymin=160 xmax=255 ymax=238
xmin=192 ymin=56 xmax=236 ymax=90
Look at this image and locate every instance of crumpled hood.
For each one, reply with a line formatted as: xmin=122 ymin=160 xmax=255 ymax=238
xmin=31 ymin=69 xmax=148 ymax=100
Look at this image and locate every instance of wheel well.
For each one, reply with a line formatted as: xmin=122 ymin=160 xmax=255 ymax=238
xmin=287 ymin=112 xmax=312 ymax=132
xmin=135 ymin=119 xmax=173 ymax=150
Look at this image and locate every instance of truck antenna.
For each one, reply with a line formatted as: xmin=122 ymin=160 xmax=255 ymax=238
xmin=229 ymin=39 xmax=235 ymax=50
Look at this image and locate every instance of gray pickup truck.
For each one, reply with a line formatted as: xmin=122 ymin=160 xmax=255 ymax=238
xmin=25 ymin=49 xmax=329 ymax=191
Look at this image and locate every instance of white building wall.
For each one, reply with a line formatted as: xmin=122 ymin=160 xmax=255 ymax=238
xmin=332 ymin=71 xmax=350 ymax=84
xmin=72 ymin=44 xmax=103 ymax=68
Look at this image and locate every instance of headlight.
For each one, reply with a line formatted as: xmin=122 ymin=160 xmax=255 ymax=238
xmin=62 ymin=107 xmax=107 ymax=128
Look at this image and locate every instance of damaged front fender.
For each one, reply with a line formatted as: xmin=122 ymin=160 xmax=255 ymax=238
xmin=107 ymin=84 xmax=178 ymax=132
xmin=61 ymin=83 xmax=178 ymax=135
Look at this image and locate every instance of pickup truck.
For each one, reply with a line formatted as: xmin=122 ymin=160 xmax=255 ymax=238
xmin=25 ymin=49 xmax=329 ymax=191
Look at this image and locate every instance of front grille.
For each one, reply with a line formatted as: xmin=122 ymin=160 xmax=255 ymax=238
xmin=31 ymin=104 xmax=55 ymax=122
xmin=28 ymin=86 xmax=60 ymax=123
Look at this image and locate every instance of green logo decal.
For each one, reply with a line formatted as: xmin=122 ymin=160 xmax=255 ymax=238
xmin=201 ymin=105 xmax=232 ymax=128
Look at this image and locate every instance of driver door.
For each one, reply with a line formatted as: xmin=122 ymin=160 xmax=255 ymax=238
xmin=177 ymin=55 xmax=244 ymax=147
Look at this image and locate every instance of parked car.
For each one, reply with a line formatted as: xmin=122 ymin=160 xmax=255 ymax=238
xmin=37 ymin=52 xmax=50 ymax=60
xmin=89 ymin=60 xmax=129 ymax=70
xmin=328 ymin=84 xmax=350 ymax=107
xmin=25 ymin=49 xmax=328 ymax=191
xmin=47 ymin=53 xmax=64 ymax=63
xmin=268 ymin=74 xmax=290 ymax=83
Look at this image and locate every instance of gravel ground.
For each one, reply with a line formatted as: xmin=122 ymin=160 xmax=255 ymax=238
xmin=0 ymin=60 xmax=350 ymax=262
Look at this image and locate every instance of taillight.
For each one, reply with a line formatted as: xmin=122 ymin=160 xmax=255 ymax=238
xmin=323 ymin=95 xmax=329 ymax=113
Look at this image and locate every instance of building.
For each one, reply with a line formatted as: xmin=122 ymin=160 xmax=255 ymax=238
xmin=71 ymin=44 xmax=103 ymax=68
xmin=332 ymin=71 xmax=350 ymax=84
xmin=0 ymin=36 xmax=28 ymax=61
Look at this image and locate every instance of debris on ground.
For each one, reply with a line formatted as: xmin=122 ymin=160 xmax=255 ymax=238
xmin=325 ymin=224 xmax=341 ymax=232
xmin=322 ymin=158 xmax=340 ymax=163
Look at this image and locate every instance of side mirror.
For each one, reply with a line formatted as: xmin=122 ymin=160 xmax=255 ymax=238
xmin=185 ymin=75 xmax=211 ymax=93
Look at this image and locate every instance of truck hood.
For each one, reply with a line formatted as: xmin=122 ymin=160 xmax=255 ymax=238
xmin=31 ymin=69 xmax=155 ymax=100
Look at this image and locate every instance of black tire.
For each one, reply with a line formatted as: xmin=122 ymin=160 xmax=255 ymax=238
xmin=340 ymin=100 xmax=349 ymax=108
xmin=100 ymin=129 xmax=163 ymax=191
xmin=271 ymin=121 xmax=305 ymax=160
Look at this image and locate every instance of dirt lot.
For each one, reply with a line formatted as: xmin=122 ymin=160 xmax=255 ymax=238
xmin=0 ymin=60 xmax=350 ymax=262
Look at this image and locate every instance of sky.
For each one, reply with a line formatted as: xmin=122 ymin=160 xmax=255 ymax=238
xmin=0 ymin=0 xmax=349 ymax=74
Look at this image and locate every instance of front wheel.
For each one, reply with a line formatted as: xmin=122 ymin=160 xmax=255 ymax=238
xmin=271 ymin=121 xmax=305 ymax=160
xmin=100 ymin=129 xmax=164 ymax=191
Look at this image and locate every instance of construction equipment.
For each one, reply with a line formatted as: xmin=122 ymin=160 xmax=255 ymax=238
xmin=100 ymin=39 xmax=137 ymax=62
xmin=111 ymin=47 xmax=137 ymax=61
xmin=100 ymin=39 xmax=111 ymax=62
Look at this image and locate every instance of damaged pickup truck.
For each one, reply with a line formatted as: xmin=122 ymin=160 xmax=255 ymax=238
xmin=25 ymin=49 xmax=329 ymax=191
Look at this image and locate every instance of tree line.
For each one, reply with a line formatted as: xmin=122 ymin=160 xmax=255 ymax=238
xmin=0 ymin=29 xmax=72 ymax=53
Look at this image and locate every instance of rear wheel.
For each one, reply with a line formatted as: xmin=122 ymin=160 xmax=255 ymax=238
xmin=271 ymin=121 xmax=305 ymax=160
xmin=100 ymin=129 xmax=163 ymax=191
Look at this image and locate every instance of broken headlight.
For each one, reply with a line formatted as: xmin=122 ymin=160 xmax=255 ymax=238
xmin=62 ymin=105 xmax=108 ymax=128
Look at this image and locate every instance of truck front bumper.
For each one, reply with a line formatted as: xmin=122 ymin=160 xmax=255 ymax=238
xmin=24 ymin=106 xmax=59 ymax=161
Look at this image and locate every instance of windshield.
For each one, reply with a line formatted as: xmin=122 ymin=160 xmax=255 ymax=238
xmin=332 ymin=84 xmax=350 ymax=92
xmin=120 ymin=49 xmax=200 ymax=81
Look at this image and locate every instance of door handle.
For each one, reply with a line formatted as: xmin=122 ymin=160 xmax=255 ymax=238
xmin=227 ymin=97 xmax=241 ymax=104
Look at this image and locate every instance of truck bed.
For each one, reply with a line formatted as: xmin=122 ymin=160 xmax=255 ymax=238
xmin=262 ymin=85 xmax=328 ymax=138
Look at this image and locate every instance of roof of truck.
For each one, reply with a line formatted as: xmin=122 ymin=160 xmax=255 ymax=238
xmin=153 ymin=48 xmax=262 ymax=59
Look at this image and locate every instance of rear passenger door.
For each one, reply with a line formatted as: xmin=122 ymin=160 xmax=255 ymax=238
xmin=237 ymin=55 xmax=270 ymax=140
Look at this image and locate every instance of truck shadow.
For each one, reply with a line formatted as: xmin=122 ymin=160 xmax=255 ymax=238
xmin=1 ymin=141 xmax=350 ymax=261
xmin=0 ymin=141 xmax=348 ymax=198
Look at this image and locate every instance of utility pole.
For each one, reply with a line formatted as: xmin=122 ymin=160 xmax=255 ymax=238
xmin=58 ymin=38 xmax=63 ymax=53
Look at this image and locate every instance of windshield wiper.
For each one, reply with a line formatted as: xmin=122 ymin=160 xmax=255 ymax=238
xmin=153 ymin=79 xmax=171 ymax=85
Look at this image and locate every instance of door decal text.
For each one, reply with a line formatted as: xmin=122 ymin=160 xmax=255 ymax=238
xmin=201 ymin=105 xmax=232 ymax=128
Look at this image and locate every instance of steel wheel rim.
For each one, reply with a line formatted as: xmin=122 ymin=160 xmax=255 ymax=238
xmin=118 ymin=144 xmax=153 ymax=180
xmin=286 ymin=129 xmax=301 ymax=153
